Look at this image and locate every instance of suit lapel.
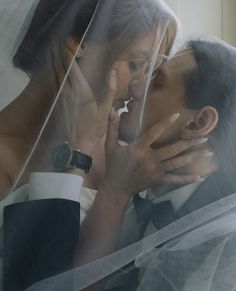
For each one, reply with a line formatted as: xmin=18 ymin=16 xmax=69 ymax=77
xmin=177 ymin=171 xmax=235 ymax=218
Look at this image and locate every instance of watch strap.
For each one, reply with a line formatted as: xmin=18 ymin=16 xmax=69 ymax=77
xmin=70 ymin=150 xmax=93 ymax=173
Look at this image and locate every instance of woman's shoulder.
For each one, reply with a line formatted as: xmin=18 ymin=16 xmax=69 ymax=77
xmin=0 ymin=133 xmax=28 ymax=199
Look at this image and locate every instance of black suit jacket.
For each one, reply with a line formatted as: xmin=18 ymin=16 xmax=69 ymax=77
xmin=147 ymin=171 xmax=236 ymax=291
xmin=177 ymin=170 xmax=236 ymax=218
xmin=3 ymin=199 xmax=80 ymax=291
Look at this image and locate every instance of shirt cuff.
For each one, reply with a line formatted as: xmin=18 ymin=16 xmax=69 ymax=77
xmin=28 ymin=172 xmax=83 ymax=203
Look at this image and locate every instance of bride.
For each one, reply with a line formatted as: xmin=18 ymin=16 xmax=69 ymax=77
xmin=0 ymin=0 xmax=178 ymax=201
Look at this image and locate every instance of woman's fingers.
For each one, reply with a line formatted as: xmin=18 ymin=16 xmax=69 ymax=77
xmin=105 ymin=109 xmax=120 ymax=154
xmin=100 ymin=69 xmax=117 ymax=114
xmin=155 ymin=138 xmax=208 ymax=161
xmin=136 ymin=113 xmax=180 ymax=148
xmin=161 ymin=173 xmax=204 ymax=185
xmin=161 ymin=150 xmax=213 ymax=172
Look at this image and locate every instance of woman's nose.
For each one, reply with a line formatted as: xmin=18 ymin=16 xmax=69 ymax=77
xmin=129 ymin=81 xmax=145 ymax=100
xmin=136 ymin=65 xmax=147 ymax=80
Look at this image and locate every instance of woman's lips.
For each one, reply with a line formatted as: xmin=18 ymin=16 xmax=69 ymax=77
xmin=114 ymin=86 xmax=143 ymax=110
xmin=114 ymin=99 xmax=126 ymax=110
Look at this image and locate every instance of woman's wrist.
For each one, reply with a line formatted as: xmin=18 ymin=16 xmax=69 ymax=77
xmin=97 ymin=182 xmax=132 ymax=208
xmin=69 ymin=140 xmax=95 ymax=157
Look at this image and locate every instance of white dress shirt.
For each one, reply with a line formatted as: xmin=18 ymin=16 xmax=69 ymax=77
xmin=135 ymin=182 xmax=201 ymax=273
xmin=105 ymin=182 xmax=202 ymax=290
xmin=142 ymin=182 xmax=201 ymax=238
xmin=0 ymin=172 xmax=83 ymax=227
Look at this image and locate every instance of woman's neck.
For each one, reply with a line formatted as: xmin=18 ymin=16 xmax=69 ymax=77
xmin=0 ymin=72 xmax=55 ymax=143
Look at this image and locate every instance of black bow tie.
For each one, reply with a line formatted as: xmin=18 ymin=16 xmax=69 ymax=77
xmin=133 ymin=194 xmax=177 ymax=232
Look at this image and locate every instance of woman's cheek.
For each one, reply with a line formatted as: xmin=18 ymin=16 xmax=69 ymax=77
xmin=117 ymin=72 xmax=131 ymax=98
xmin=113 ymin=62 xmax=132 ymax=96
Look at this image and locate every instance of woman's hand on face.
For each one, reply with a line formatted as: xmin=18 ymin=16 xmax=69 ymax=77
xmin=62 ymin=55 xmax=117 ymax=155
xmin=101 ymin=112 xmax=210 ymax=201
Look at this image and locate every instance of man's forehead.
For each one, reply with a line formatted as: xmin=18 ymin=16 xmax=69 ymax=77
xmin=162 ymin=50 xmax=196 ymax=73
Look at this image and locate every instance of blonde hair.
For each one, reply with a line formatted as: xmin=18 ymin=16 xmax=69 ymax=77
xmin=153 ymin=17 xmax=178 ymax=76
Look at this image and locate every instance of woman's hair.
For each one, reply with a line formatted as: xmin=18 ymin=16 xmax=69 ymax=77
xmin=13 ymin=0 xmax=175 ymax=75
xmin=152 ymin=17 xmax=178 ymax=77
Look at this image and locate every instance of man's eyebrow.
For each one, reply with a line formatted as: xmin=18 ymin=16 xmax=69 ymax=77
xmin=155 ymin=67 xmax=167 ymax=80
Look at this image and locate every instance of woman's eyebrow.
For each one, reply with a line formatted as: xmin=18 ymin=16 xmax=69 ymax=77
xmin=130 ymin=50 xmax=150 ymax=59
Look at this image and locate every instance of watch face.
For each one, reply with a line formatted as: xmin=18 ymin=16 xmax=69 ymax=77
xmin=51 ymin=143 xmax=71 ymax=170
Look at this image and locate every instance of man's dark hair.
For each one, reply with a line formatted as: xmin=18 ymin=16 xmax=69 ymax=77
xmin=184 ymin=40 xmax=236 ymax=185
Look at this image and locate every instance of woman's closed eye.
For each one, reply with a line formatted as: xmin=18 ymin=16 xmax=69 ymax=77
xmin=129 ymin=60 xmax=142 ymax=72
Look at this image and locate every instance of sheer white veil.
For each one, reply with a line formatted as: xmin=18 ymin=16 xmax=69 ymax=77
xmin=25 ymin=34 xmax=236 ymax=291
xmin=0 ymin=0 xmax=40 ymax=110
xmin=2 ymin=0 xmax=236 ymax=290
xmin=25 ymin=193 xmax=236 ymax=290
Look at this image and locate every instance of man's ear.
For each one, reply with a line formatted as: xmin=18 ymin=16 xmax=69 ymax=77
xmin=181 ymin=106 xmax=219 ymax=139
xmin=66 ymin=37 xmax=89 ymax=58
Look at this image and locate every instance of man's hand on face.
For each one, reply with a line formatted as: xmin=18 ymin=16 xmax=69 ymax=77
xmin=100 ymin=112 xmax=211 ymax=202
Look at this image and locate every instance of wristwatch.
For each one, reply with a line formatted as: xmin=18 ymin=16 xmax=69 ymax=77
xmin=51 ymin=142 xmax=93 ymax=173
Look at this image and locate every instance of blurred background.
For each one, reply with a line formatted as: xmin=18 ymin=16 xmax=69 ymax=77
xmin=165 ymin=0 xmax=236 ymax=46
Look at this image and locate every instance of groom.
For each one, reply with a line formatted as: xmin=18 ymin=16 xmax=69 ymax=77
xmin=103 ymin=40 xmax=236 ymax=290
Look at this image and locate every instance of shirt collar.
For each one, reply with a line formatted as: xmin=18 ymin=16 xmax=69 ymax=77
xmin=145 ymin=182 xmax=201 ymax=213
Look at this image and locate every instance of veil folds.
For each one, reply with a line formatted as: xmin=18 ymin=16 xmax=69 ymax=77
xmin=1 ymin=0 xmax=236 ymax=291
xmin=2 ymin=0 xmax=178 ymax=190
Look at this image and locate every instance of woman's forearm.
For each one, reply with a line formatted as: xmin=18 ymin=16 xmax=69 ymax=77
xmin=74 ymin=187 xmax=130 ymax=266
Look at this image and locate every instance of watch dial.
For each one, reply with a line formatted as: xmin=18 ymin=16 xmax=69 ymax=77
xmin=51 ymin=143 xmax=71 ymax=170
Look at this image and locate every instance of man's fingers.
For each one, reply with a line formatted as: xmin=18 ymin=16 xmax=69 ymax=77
xmin=162 ymin=174 xmax=204 ymax=185
xmin=136 ymin=113 xmax=180 ymax=148
xmin=100 ymin=69 xmax=117 ymax=114
xmin=105 ymin=109 xmax=120 ymax=154
xmin=161 ymin=150 xmax=213 ymax=171
xmin=155 ymin=138 xmax=208 ymax=161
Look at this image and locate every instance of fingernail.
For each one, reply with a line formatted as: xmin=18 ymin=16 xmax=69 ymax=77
xmin=202 ymin=151 xmax=214 ymax=158
xmin=195 ymin=176 xmax=205 ymax=182
xmin=169 ymin=113 xmax=180 ymax=122
xmin=196 ymin=137 xmax=208 ymax=144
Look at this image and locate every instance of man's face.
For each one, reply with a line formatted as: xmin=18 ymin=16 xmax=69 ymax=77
xmin=119 ymin=51 xmax=197 ymax=147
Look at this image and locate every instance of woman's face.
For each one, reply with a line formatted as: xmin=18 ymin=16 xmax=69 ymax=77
xmin=111 ymin=31 xmax=161 ymax=110
xmin=68 ymin=29 xmax=161 ymax=110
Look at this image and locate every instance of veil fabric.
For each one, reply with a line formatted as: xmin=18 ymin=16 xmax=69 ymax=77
xmin=0 ymin=0 xmax=39 ymax=109
xmin=1 ymin=1 xmax=236 ymax=291
xmin=9 ymin=0 xmax=175 ymax=190
xmin=25 ymin=192 xmax=236 ymax=291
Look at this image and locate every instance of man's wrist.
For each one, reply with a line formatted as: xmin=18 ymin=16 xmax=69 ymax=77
xmin=61 ymin=168 xmax=87 ymax=178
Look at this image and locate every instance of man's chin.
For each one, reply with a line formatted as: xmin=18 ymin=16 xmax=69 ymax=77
xmin=118 ymin=122 xmax=139 ymax=143
xmin=118 ymin=110 xmax=141 ymax=143
xmin=118 ymin=127 xmax=134 ymax=143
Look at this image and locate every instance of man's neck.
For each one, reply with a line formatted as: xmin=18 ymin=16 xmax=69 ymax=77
xmin=151 ymin=157 xmax=217 ymax=198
